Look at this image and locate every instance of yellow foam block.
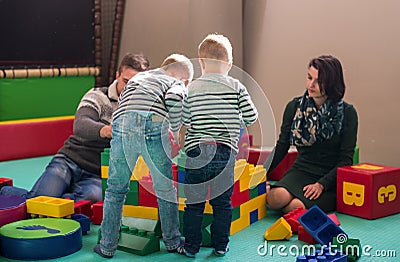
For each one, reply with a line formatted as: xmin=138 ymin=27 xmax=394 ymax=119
xmin=101 ymin=155 xmax=149 ymax=180
xmin=239 ymin=175 xmax=251 ymax=192
xmin=122 ymin=205 xmax=159 ymax=220
xmin=230 ymin=194 xmax=267 ymax=235
xmin=264 ymin=217 xmax=292 ymax=240
xmin=101 ymin=166 xmax=108 ymax=179
xmin=178 ymin=198 xmax=213 ymax=214
xmin=234 ymin=159 xmax=249 ymax=182
xmin=132 ymin=156 xmax=150 ymax=180
xmin=248 ymin=165 xmax=267 ymax=189
xmin=241 ymin=194 xmax=267 ymax=218
xmin=230 ymin=212 xmax=250 ymax=235
xmin=26 ymin=196 xmax=74 ymax=218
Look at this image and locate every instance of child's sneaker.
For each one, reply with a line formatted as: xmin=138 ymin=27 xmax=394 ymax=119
xmin=213 ymin=246 xmax=230 ymax=257
xmin=167 ymin=239 xmax=185 ymax=253
xmin=176 ymin=246 xmax=196 ymax=258
xmin=93 ymin=244 xmax=114 ymax=258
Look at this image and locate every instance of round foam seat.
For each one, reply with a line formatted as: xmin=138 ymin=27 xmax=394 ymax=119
xmin=0 ymin=195 xmax=27 ymax=227
xmin=0 ymin=218 xmax=82 ymax=260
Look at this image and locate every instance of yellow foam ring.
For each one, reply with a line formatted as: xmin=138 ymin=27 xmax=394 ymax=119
xmin=351 ymin=164 xmax=383 ymax=171
xmin=0 ymin=115 xmax=75 ymax=125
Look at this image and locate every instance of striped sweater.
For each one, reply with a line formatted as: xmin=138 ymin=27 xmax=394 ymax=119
xmin=182 ymin=73 xmax=258 ymax=152
xmin=113 ymin=68 xmax=186 ymax=132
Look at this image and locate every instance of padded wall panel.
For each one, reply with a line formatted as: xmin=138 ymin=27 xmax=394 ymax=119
xmin=0 ymin=117 xmax=74 ymax=161
xmin=0 ymin=76 xmax=94 ymax=121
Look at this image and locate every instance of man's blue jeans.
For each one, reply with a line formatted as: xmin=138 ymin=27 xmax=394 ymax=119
xmin=0 ymin=154 xmax=101 ymax=202
xmin=100 ymin=111 xmax=181 ymax=255
xmin=183 ymin=143 xmax=236 ymax=254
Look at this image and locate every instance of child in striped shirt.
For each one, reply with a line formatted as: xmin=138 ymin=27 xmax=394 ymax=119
xmin=94 ymin=54 xmax=193 ymax=258
xmin=179 ymin=34 xmax=258 ymax=258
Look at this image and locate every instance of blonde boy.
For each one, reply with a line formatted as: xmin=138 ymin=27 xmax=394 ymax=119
xmin=180 ymin=34 xmax=258 ymax=258
xmin=95 ymin=54 xmax=193 ymax=258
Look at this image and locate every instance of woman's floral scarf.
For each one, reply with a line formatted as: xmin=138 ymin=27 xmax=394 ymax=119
xmin=290 ymin=91 xmax=344 ymax=146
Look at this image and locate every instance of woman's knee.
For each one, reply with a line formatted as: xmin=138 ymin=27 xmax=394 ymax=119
xmin=283 ymin=198 xmax=306 ymax=213
xmin=267 ymin=187 xmax=292 ymax=209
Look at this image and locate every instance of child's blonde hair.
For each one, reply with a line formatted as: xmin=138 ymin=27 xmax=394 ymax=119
xmin=198 ymin=33 xmax=233 ymax=64
xmin=161 ymin=53 xmax=194 ymax=83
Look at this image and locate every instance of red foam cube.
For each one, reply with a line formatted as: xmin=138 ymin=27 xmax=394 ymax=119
xmin=337 ymin=163 xmax=400 ymax=219
xmin=283 ymin=207 xmax=307 ymax=233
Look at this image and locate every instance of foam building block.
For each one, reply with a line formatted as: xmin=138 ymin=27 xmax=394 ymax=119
xmin=91 ymin=201 xmax=103 ymax=225
xmin=118 ymin=226 xmax=160 ymax=256
xmin=26 ymin=196 xmax=74 ymax=218
xmin=332 ymin=236 xmax=361 ymax=262
xmin=337 ymin=163 xmax=400 ymax=219
xmin=97 ymin=224 xmax=160 ymax=256
xmin=0 ymin=195 xmax=27 ymax=227
xmin=244 ymin=147 xmax=271 ymax=165
xmin=74 ymin=200 xmax=93 ymax=218
xmin=236 ymin=134 xmax=253 ymax=160
xmin=71 ymin=213 xmax=91 ymax=235
xmin=264 ymin=217 xmax=292 ymax=240
xmin=267 ymin=147 xmax=298 ymax=181
xmin=122 ymin=216 xmax=161 ymax=238
xmin=327 ymin=213 xmax=341 ymax=226
xmin=0 ymin=218 xmax=82 ymax=260
xmin=100 ymin=148 xmax=268 ymax=240
xmin=283 ymin=207 xmax=307 ymax=233
xmin=296 ymin=247 xmax=347 ymax=262
xmin=298 ymin=205 xmax=346 ymax=246
xmin=298 ymin=213 xmax=341 ymax=244
xmin=298 ymin=225 xmax=318 ymax=244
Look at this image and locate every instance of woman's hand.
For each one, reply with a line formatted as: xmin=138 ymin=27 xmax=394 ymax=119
xmin=303 ymin=182 xmax=324 ymax=200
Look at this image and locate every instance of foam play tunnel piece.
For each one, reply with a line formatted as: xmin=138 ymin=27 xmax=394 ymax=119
xmin=264 ymin=217 xmax=292 ymax=240
xmin=0 ymin=218 xmax=82 ymax=260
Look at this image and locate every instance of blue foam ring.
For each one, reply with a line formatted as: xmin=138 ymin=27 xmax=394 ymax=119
xmin=0 ymin=227 xmax=82 ymax=260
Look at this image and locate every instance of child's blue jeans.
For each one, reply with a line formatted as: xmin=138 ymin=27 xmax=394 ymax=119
xmin=183 ymin=143 xmax=236 ymax=254
xmin=99 ymin=111 xmax=181 ymax=255
xmin=0 ymin=154 xmax=101 ymax=202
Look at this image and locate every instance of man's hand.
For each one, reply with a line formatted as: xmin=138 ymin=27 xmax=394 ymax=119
xmin=303 ymin=182 xmax=324 ymax=200
xmin=100 ymin=125 xmax=112 ymax=138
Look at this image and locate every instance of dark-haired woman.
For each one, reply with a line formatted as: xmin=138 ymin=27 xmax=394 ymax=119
xmin=266 ymin=55 xmax=358 ymax=213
